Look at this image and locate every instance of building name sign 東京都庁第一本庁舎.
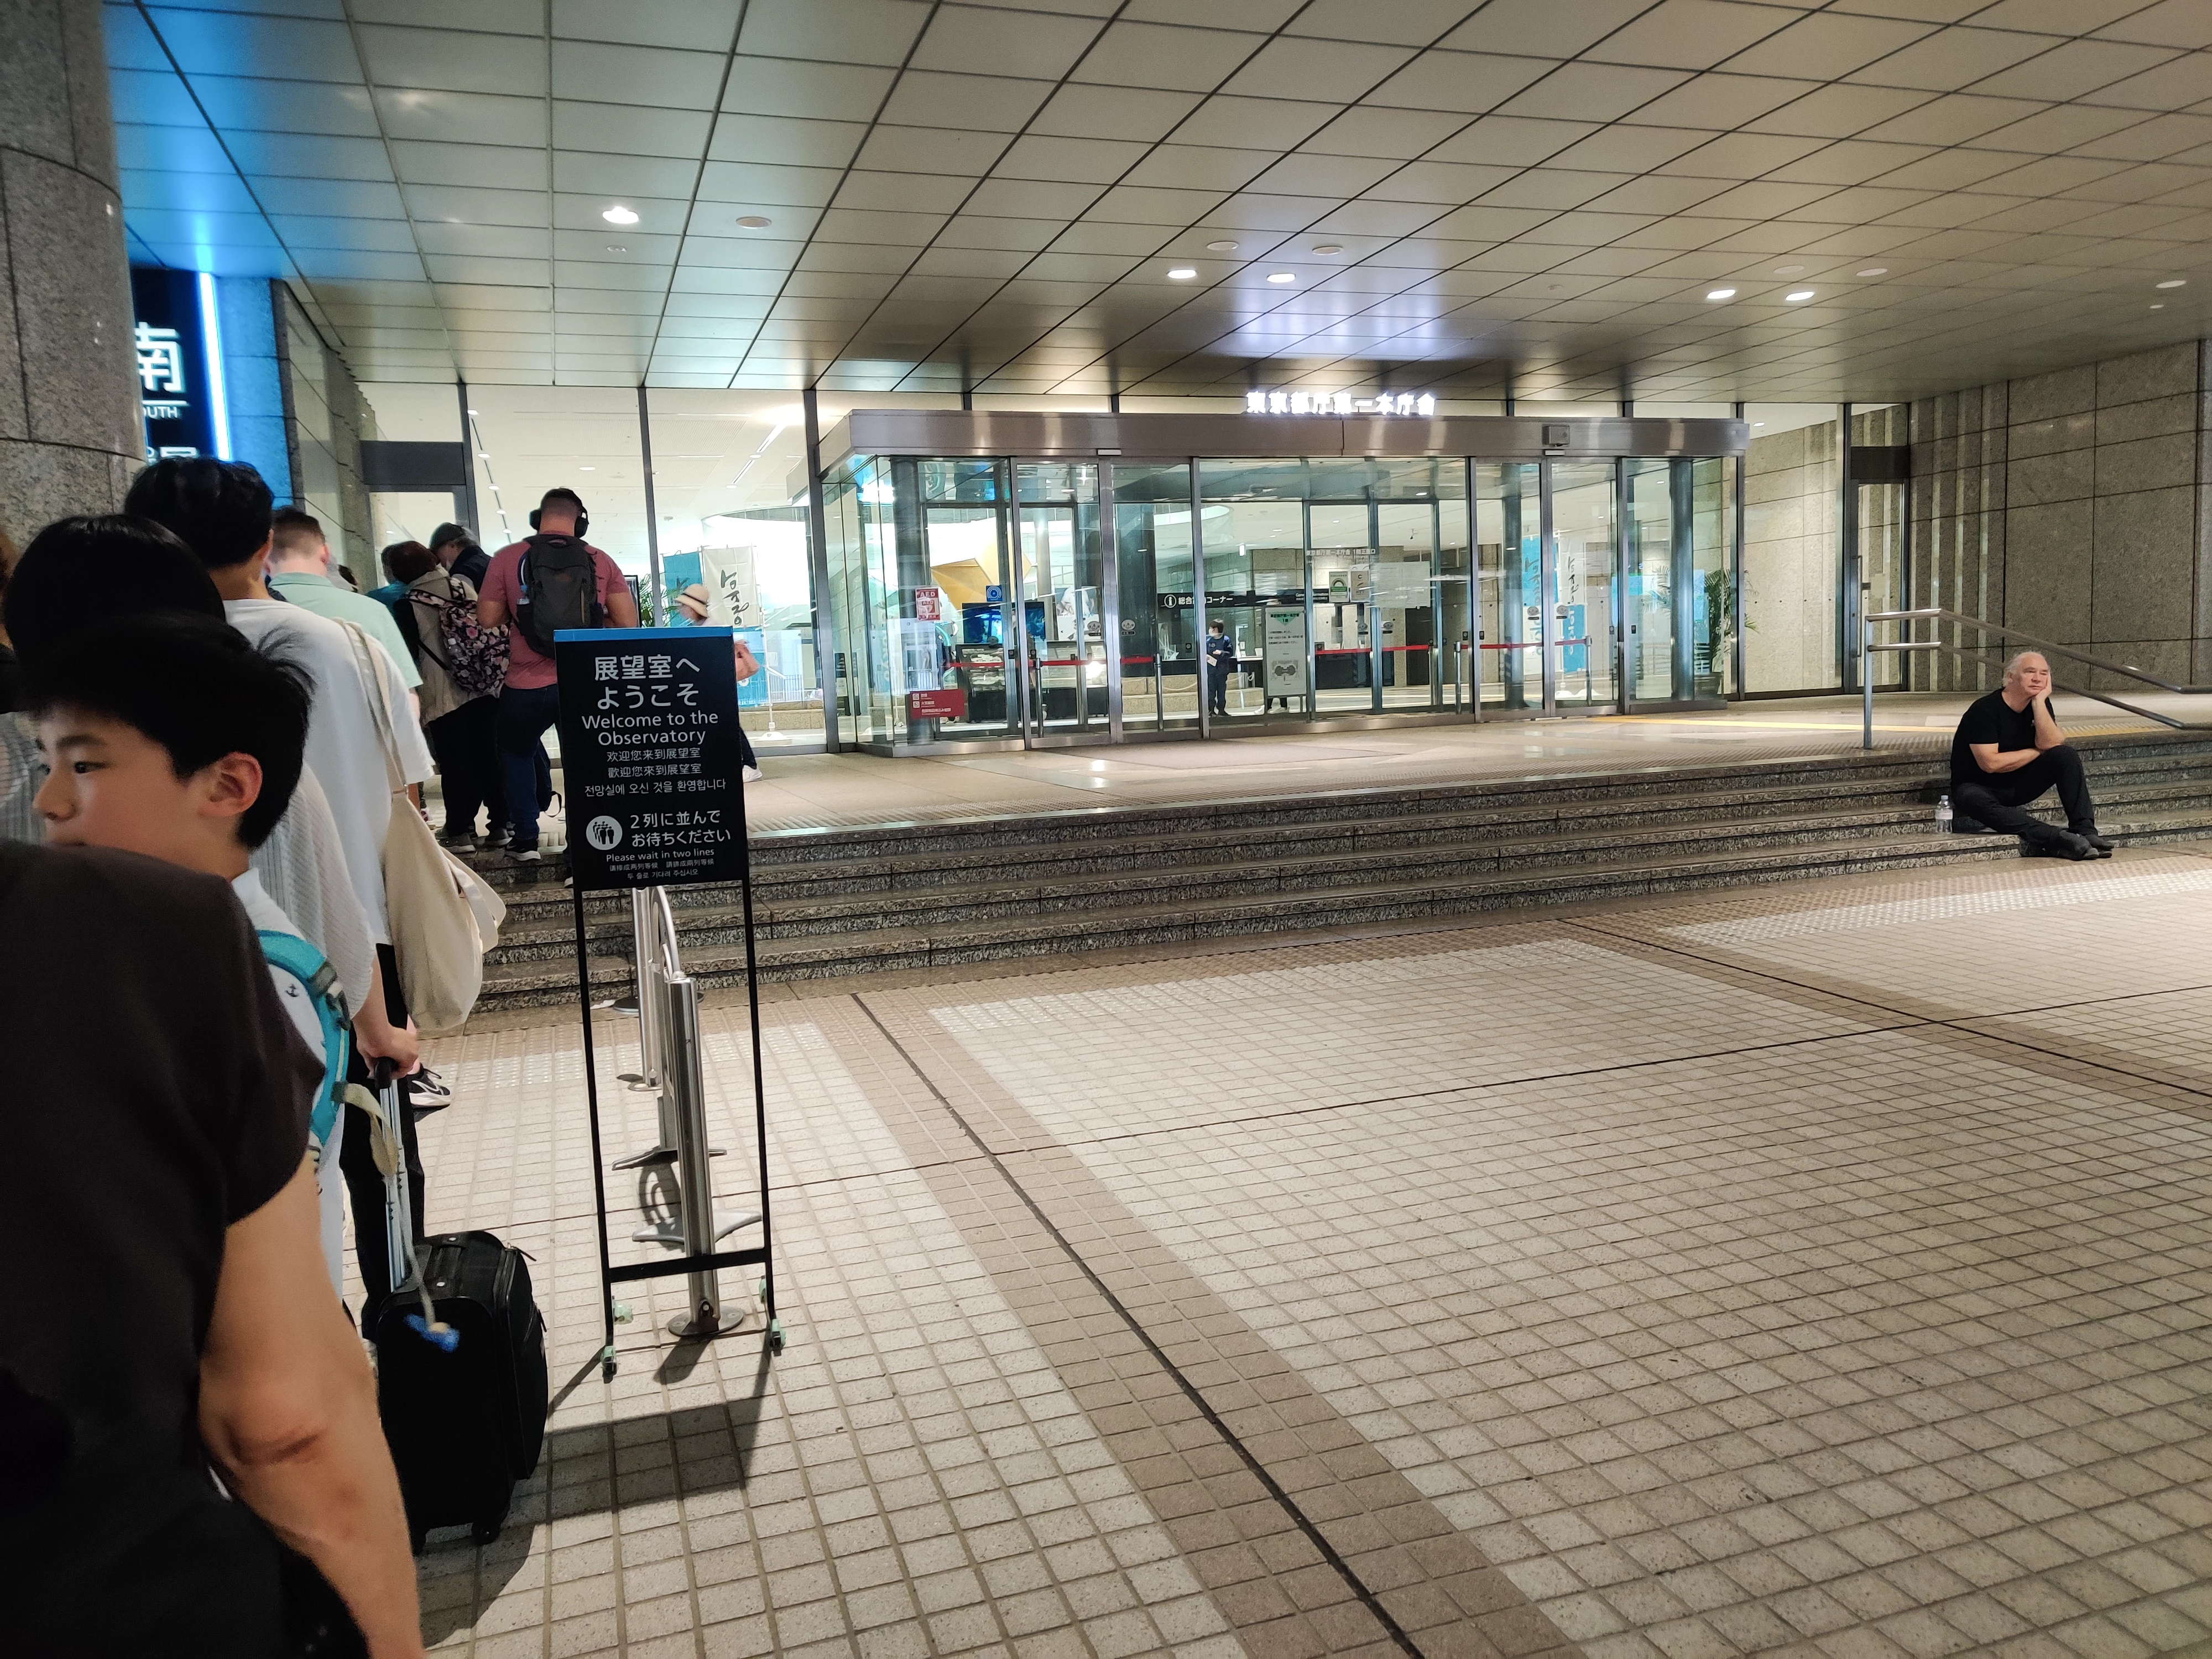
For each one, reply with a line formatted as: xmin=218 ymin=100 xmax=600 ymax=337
xmin=1244 ymin=389 xmax=1437 ymax=417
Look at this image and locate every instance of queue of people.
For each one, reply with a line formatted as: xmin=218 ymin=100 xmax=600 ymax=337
xmin=0 ymin=461 xmax=671 ymax=1655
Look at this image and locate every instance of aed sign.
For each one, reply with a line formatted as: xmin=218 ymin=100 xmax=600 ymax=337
xmin=554 ymin=626 xmax=748 ymax=890
xmin=1245 ymin=389 xmax=1437 ymax=418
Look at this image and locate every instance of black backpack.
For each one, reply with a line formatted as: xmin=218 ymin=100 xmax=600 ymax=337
xmin=513 ymin=534 xmax=603 ymax=655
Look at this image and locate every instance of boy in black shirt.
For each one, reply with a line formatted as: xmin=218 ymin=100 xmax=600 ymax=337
xmin=1950 ymin=651 xmax=2111 ymax=859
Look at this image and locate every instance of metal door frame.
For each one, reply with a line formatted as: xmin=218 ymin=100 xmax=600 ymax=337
xmin=1010 ymin=458 xmax=1111 ymax=749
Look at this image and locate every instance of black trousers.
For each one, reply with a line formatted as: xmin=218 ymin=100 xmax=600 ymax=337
xmin=1954 ymin=744 xmax=2099 ymax=848
xmin=1207 ymin=665 xmax=1230 ymax=714
xmin=339 ymin=942 xmax=426 ymax=1312
xmin=425 ymin=696 xmax=500 ymax=838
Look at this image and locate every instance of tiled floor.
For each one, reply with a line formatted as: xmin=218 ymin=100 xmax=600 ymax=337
xmin=398 ymin=842 xmax=2212 ymax=1657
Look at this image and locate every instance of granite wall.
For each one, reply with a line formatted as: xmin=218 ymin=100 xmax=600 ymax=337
xmin=1912 ymin=341 xmax=2212 ymax=692
xmin=0 ymin=0 xmax=140 ymax=546
xmin=1742 ymin=416 xmax=1840 ymax=694
xmin=275 ymin=284 xmax=377 ymax=580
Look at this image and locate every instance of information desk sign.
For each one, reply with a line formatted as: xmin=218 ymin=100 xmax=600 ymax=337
xmin=554 ymin=626 xmax=747 ymax=891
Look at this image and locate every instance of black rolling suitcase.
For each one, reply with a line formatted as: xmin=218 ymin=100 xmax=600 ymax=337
xmin=363 ymin=1073 xmax=549 ymax=1550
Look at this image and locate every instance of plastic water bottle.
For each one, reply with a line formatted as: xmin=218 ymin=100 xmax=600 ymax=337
xmin=1936 ymin=794 xmax=1954 ymax=833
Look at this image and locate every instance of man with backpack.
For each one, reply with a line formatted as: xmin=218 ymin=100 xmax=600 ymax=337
xmin=477 ymin=487 xmax=638 ymax=863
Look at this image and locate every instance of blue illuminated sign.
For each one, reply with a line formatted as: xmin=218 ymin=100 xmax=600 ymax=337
xmin=129 ymin=267 xmax=228 ymax=464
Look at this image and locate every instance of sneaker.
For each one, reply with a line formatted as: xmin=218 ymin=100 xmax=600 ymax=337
xmin=742 ymin=765 xmax=763 ymax=783
xmin=438 ymin=831 xmax=476 ymax=852
xmin=510 ymin=846 xmax=542 ymax=865
xmin=2073 ymin=826 xmax=2115 ymax=852
xmin=2023 ymin=832 xmax=2100 ymax=861
xmin=485 ymin=826 xmax=513 ymax=849
xmin=407 ymin=1067 xmax=452 ymax=1116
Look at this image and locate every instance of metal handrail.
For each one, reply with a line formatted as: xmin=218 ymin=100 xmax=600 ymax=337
xmin=1867 ymin=608 xmax=2212 ymax=695
xmin=1860 ymin=598 xmax=2211 ymax=748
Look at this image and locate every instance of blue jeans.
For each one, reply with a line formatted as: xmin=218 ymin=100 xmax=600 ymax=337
xmin=495 ymin=683 xmax=562 ymax=849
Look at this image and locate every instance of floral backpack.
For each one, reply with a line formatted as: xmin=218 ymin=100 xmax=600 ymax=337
xmin=416 ymin=568 xmax=508 ymax=696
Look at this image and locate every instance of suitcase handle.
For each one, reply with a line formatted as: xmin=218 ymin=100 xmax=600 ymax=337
xmin=366 ymin=1062 xmax=457 ymax=1353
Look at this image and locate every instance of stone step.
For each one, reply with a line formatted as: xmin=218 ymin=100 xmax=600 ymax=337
xmin=479 ymin=801 xmax=1998 ymax=962
xmin=488 ymin=763 xmax=2212 ymax=927
xmin=473 ymin=806 xmax=2212 ymax=1009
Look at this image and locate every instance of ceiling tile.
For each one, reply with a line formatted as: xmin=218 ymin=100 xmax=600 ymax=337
xmin=389 ymin=141 xmax=546 ymax=190
xmin=1499 ymin=63 xmax=1691 ymax=124
xmin=356 ymin=24 xmax=545 ymax=95
xmin=551 ymin=43 xmax=727 ymax=110
xmin=1219 ymin=36 xmax=1414 ymax=103
xmin=720 ymin=56 xmax=895 ymax=122
xmin=554 ymin=0 xmax=742 ymax=49
xmin=373 ymin=87 xmax=542 ymax=145
xmin=551 ymin=103 xmax=713 ymax=161
xmin=909 ymin=5 xmax=1102 ymax=79
xmin=193 ymin=73 xmax=382 ymax=135
xmin=1437 ymin=0 xmax=1650 ymax=60
xmin=1068 ymin=22 xmax=1270 ymax=93
xmin=144 ymin=7 xmax=359 ymax=81
xmin=1030 ymin=83 xmax=1203 ymax=144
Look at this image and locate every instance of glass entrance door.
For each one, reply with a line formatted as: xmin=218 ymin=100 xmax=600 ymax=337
xmin=1015 ymin=462 xmax=1104 ymax=738
xmin=1544 ymin=461 xmax=1619 ymax=711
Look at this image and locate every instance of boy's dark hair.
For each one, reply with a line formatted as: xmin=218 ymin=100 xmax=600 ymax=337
xmin=3 ymin=515 xmax=225 ymax=672
xmin=27 ymin=613 xmax=310 ymax=849
xmin=385 ymin=540 xmax=438 ymax=583
xmin=268 ymin=506 xmax=325 ymax=562
xmin=121 ymin=458 xmax=275 ymax=571
xmin=428 ymin=522 xmax=469 ymax=553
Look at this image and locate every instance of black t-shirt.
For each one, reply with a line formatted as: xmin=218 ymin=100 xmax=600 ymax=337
xmin=1950 ymin=689 xmax=2039 ymax=787
xmin=0 ymin=842 xmax=320 ymax=1651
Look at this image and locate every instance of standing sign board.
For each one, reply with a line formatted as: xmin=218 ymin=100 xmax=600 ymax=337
xmin=1263 ymin=604 xmax=1307 ymax=704
xmin=554 ymin=627 xmax=747 ymax=891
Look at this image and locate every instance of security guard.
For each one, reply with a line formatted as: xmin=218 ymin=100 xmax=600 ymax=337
xmin=1203 ymin=618 xmax=1237 ymax=717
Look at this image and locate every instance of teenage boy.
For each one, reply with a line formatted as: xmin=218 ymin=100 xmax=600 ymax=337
xmin=126 ymin=461 xmax=436 ymax=1305
xmin=478 ymin=487 xmax=639 ymax=862
xmin=29 ymin=613 xmax=363 ymax=1295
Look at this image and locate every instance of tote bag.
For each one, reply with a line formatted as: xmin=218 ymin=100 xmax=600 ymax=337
xmin=342 ymin=624 xmax=504 ymax=1035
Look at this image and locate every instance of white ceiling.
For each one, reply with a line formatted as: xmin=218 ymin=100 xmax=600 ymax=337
xmin=111 ymin=0 xmax=2212 ymax=403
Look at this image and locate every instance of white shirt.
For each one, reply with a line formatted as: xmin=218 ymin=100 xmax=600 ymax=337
xmin=226 ymin=599 xmax=431 ymax=943
xmin=249 ymin=766 xmax=377 ymax=1022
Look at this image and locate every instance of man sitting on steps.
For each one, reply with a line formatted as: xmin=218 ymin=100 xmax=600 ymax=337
xmin=1950 ymin=651 xmax=2114 ymax=860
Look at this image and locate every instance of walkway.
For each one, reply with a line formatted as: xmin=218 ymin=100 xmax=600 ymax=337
xmin=400 ymin=839 xmax=2212 ymax=1658
xmin=737 ymin=696 xmax=2182 ymax=836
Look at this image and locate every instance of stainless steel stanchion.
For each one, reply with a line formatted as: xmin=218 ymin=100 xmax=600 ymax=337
xmin=613 ymin=885 xmax=679 ymax=1170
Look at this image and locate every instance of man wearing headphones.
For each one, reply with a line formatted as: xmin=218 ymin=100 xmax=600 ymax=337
xmin=478 ymin=488 xmax=638 ymax=863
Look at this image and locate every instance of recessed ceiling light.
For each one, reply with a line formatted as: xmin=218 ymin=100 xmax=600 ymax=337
xmin=1856 ymin=267 xmax=1888 ymax=276
xmin=580 ymin=465 xmax=596 ymax=471
xmin=1167 ymin=267 xmax=1197 ymax=279
xmin=601 ymin=205 xmax=638 ymax=225
xmin=1752 ymin=421 xmax=1766 ymax=427
xmin=605 ymin=243 xmax=627 ymax=252
xmin=1772 ymin=264 xmax=1806 ymax=275
xmin=1311 ymin=243 xmax=1343 ymax=254
xmin=476 ymin=451 xmax=489 ymax=458
xmin=1785 ymin=289 xmax=1815 ymax=302
xmin=2156 ymin=278 xmax=2185 ymax=289
xmin=1266 ymin=271 xmax=1295 ymax=284
xmin=2151 ymin=302 xmax=2166 ymax=310
xmin=1706 ymin=288 xmax=1736 ymax=300
xmin=735 ymin=215 xmax=772 ymax=229
xmin=1206 ymin=240 xmax=1239 ymax=252
xmin=467 ymin=408 xmax=478 ymax=415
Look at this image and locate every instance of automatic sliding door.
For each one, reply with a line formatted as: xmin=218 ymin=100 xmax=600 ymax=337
xmin=1475 ymin=462 xmax=1540 ymax=713
xmin=1015 ymin=462 xmax=1103 ymax=737
xmin=1112 ymin=461 xmax=1199 ymax=733
xmin=1546 ymin=461 xmax=1618 ymax=711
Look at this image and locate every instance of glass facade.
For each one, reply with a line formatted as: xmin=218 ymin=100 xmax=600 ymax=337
xmin=823 ymin=435 xmax=1743 ymax=752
